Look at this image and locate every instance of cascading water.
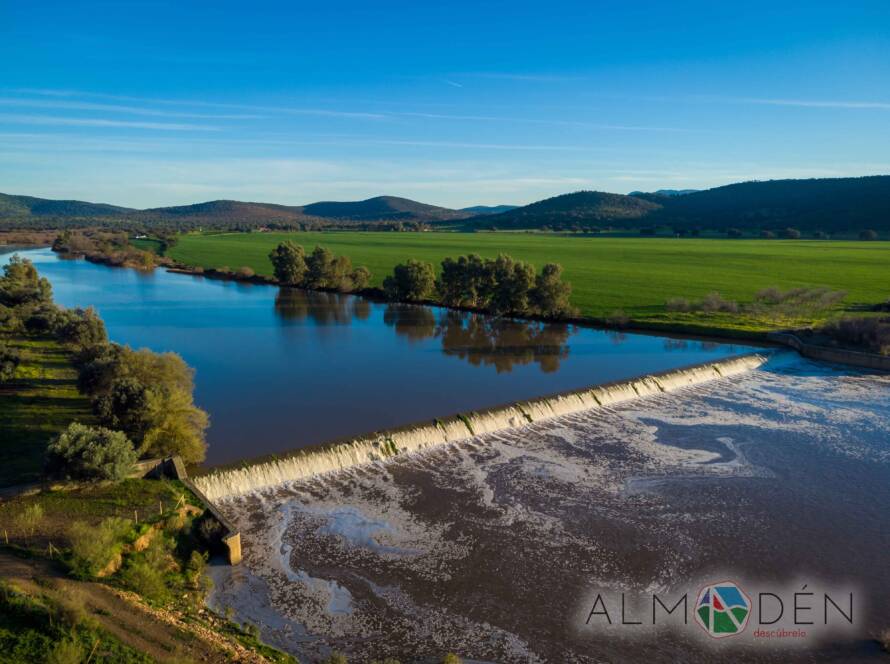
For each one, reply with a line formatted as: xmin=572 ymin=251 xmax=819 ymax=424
xmin=194 ymin=353 xmax=768 ymax=501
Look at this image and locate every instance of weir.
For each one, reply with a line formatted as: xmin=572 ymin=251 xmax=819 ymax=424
xmin=194 ymin=352 xmax=769 ymax=501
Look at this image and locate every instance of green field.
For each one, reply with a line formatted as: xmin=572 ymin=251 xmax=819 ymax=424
xmin=169 ymin=232 xmax=890 ymax=335
xmin=0 ymin=334 xmax=94 ymax=488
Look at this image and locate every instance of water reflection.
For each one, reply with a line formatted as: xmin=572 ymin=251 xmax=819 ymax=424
xmin=275 ymin=288 xmax=369 ymax=325
xmin=383 ymin=304 xmax=573 ymax=373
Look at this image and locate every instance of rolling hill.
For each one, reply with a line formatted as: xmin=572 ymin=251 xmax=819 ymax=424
xmin=301 ymin=195 xmax=472 ymax=222
xmin=0 ymin=193 xmax=134 ymax=218
xmin=466 ymin=176 xmax=890 ymax=234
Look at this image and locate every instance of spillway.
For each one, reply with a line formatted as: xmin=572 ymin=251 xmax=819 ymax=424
xmin=194 ymin=353 xmax=768 ymax=501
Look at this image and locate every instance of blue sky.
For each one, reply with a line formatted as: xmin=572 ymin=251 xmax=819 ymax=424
xmin=2 ymin=0 xmax=889 ymax=208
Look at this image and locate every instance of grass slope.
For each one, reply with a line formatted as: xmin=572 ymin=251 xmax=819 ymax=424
xmin=170 ymin=232 xmax=890 ymax=334
xmin=0 ymin=333 xmax=94 ymax=488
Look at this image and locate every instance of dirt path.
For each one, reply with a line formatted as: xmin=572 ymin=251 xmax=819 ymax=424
xmin=0 ymin=551 xmax=272 ymax=663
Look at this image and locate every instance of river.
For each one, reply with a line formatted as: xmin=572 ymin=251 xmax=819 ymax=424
xmin=5 ymin=247 xmax=757 ymax=467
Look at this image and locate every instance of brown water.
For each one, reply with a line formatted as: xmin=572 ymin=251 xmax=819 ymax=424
xmin=208 ymin=355 xmax=890 ymax=663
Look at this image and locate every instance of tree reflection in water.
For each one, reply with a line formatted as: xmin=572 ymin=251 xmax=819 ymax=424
xmin=274 ymin=289 xmax=577 ymax=373
xmin=384 ymin=304 xmax=574 ymax=373
xmin=274 ymin=288 xmax=367 ymax=326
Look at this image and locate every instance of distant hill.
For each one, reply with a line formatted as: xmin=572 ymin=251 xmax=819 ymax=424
xmin=629 ymin=189 xmax=700 ymax=197
xmin=4 ymin=176 xmax=890 ymax=234
xmin=469 ymin=191 xmax=662 ymax=229
xmin=0 ymin=193 xmax=133 ymax=218
xmin=142 ymin=200 xmax=312 ymax=224
xmin=460 ymin=205 xmax=518 ymax=215
xmin=301 ymin=196 xmax=471 ymax=222
xmin=468 ymin=176 xmax=890 ymax=234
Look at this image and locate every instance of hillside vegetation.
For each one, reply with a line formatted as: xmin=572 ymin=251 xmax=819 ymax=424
xmin=4 ymin=175 xmax=890 ymax=234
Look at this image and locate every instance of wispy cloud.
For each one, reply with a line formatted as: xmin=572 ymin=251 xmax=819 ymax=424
xmin=736 ymin=97 xmax=890 ymax=110
xmin=442 ymin=79 xmax=464 ymax=88
xmin=0 ymin=114 xmax=220 ymax=131
xmin=0 ymin=97 xmax=266 ymax=120
xmin=461 ymin=72 xmax=581 ymax=83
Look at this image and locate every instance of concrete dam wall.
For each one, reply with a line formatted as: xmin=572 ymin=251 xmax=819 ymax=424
xmin=194 ymin=353 xmax=769 ymax=502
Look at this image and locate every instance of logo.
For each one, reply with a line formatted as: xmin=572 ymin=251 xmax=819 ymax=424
xmin=694 ymin=581 xmax=751 ymax=638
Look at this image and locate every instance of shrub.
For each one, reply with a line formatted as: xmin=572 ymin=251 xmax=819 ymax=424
xmin=236 ymin=266 xmax=255 ymax=278
xmin=268 ymin=241 xmax=307 ymax=285
xmin=119 ymin=558 xmax=169 ymax=603
xmin=700 ymin=291 xmax=739 ymax=313
xmin=442 ymin=655 xmax=463 ymax=664
xmin=665 ymin=297 xmax=692 ymax=312
xmin=47 ymin=638 xmax=85 ymax=664
xmin=45 ymin=422 xmax=137 ymax=481
xmin=860 ymin=229 xmax=879 ymax=241
xmin=821 ymin=317 xmax=890 ymax=355
xmin=68 ymin=517 xmax=132 ymax=578
xmin=781 ymin=227 xmax=801 ymax=239
xmin=0 ymin=342 xmax=21 ymax=382
xmin=53 ymin=307 xmax=107 ymax=348
xmin=0 ymin=255 xmax=52 ymax=307
xmin=606 ymin=309 xmax=629 ymax=327
xmin=383 ymin=260 xmax=436 ymax=302
xmin=530 ymin=263 xmax=574 ymax=317
xmin=15 ymin=504 xmax=44 ymax=538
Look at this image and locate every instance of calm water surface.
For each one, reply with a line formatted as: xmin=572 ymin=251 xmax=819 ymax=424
xmin=6 ymin=248 xmax=758 ymax=466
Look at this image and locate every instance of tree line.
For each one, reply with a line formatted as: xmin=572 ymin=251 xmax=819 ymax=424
xmin=269 ymin=241 xmax=371 ymax=292
xmin=269 ymin=241 xmax=575 ymax=319
xmin=384 ymin=254 xmax=575 ymax=318
xmin=1 ymin=255 xmax=208 ymax=481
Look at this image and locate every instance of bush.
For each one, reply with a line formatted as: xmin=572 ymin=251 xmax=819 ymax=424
xmin=442 ymin=655 xmax=463 ymax=664
xmin=0 ymin=255 xmax=52 ymax=307
xmin=45 ymin=422 xmax=137 ymax=481
xmin=268 ymin=241 xmax=307 ymax=285
xmin=15 ymin=504 xmax=44 ymax=538
xmin=665 ymin=297 xmax=691 ymax=312
xmin=47 ymin=638 xmax=85 ymax=664
xmin=236 ymin=266 xmax=255 ymax=278
xmin=53 ymin=307 xmax=107 ymax=348
xmin=530 ymin=263 xmax=574 ymax=317
xmin=781 ymin=227 xmax=801 ymax=239
xmin=68 ymin=517 xmax=132 ymax=578
xmin=821 ymin=316 xmax=890 ymax=355
xmin=383 ymin=260 xmax=436 ymax=301
xmin=0 ymin=342 xmax=21 ymax=382
xmin=119 ymin=558 xmax=170 ymax=603
xmin=700 ymin=291 xmax=739 ymax=313
xmin=860 ymin=229 xmax=879 ymax=241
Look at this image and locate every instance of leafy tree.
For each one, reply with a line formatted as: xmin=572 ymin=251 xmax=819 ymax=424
xmin=349 ymin=265 xmax=371 ymax=291
xmin=383 ymin=260 xmax=436 ymax=301
xmin=437 ymin=254 xmax=492 ymax=307
xmin=487 ymin=254 xmax=535 ymax=315
xmin=0 ymin=342 xmax=21 ymax=382
xmin=53 ymin=306 xmax=107 ymax=348
xmin=304 ymin=246 xmax=338 ymax=289
xmin=0 ymin=255 xmax=52 ymax=306
xmin=45 ymin=422 xmax=137 ymax=481
xmin=268 ymin=241 xmax=307 ymax=285
xmin=84 ymin=346 xmax=209 ymax=463
xmin=530 ymin=263 xmax=574 ymax=317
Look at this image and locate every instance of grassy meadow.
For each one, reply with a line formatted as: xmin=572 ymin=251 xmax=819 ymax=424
xmin=0 ymin=333 xmax=94 ymax=488
xmin=169 ymin=232 xmax=890 ymax=334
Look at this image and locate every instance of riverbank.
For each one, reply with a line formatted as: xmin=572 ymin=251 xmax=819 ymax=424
xmin=168 ymin=231 xmax=890 ymax=335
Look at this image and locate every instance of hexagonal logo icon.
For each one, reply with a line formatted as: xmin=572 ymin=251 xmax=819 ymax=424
xmin=694 ymin=581 xmax=752 ymax=638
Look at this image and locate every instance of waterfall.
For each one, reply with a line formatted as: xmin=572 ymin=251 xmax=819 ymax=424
xmin=194 ymin=353 xmax=768 ymax=501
